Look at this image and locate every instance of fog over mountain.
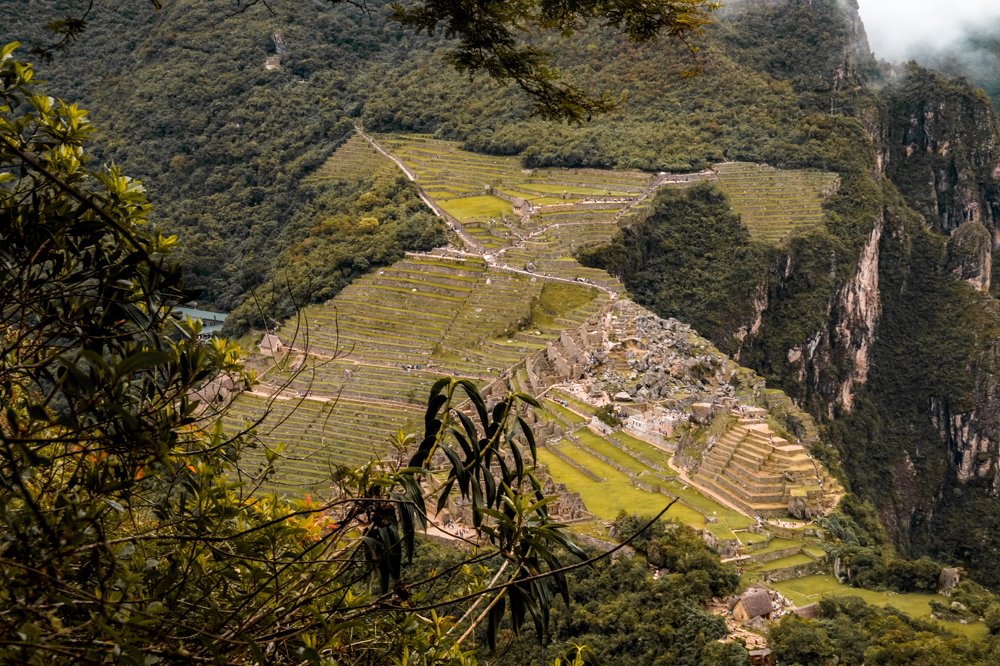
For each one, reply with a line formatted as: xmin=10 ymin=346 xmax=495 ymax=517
xmin=858 ymin=0 xmax=998 ymax=62
xmin=858 ymin=0 xmax=1000 ymax=109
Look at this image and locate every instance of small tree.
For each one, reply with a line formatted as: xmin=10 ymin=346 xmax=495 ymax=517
xmin=595 ymin=404 xmax=621 ymax=427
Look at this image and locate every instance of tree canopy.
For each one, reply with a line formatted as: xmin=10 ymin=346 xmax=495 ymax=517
xmin=33 ymin=0 xmax=720 ymax=123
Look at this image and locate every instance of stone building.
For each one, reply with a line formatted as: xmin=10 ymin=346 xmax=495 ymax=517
xmin=732 ymin=588 xmax=773 ymax=623
xmin=258 ymin=334 xmax=285 ymax=357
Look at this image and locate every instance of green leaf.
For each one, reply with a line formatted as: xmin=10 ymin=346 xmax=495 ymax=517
xmin=515 ymin=392 xmax=541 ymax=409
xmin=517 ymin=416 xmax=538 ymax=462
xmin=115 ymin=350 xmax=171 ymax=379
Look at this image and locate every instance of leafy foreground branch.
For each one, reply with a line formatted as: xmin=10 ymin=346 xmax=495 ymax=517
xmin=0 ymin=43 xmax=676 ymax=665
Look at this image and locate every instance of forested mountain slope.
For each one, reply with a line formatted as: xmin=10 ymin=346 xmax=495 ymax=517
xmin=9 ymin=0 xmax=1000 ymax=588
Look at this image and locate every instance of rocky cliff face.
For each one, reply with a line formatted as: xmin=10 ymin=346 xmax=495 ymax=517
xmin=884 ymin=65 xmax=1000 ymax=237
xmin=830 ymin=214 xmax=883 ymax=411
xmin=928 ymin=291 xmax=1000 ymax=486
xmin=783 ymin=214 xmax=883 ymax=417
xmin=943 ymin=222 xmax=992 ymax=292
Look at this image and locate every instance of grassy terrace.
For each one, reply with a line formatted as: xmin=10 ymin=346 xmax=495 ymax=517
xmin=537 ymin=447 xmax=708 ymax=528
xmin=438 ymin=195 xmax=512 ymax=219
xmin=757 ymin=553 xmax=816 ymax=571
xmin=304 ymin=135 xmax=389 ymax=182
xmin=558 ymin=428 xmax=751 ymax=531
xmin=545 ymin=399 xmax=587 ymax=424
xmin=749 ymin=537 xmax=801 ymax=555
xmin=715 ymin=162 xmax=839 ymax=244
xmin=223 ymin=393 xmax=424 ymax=488
xmin=574 ymin=429 xmax=648 ymax=475
xmin=655 ymin=475 xmax=755 ymax=529
xmin=611 ymin=432 xmax=673 ymax=467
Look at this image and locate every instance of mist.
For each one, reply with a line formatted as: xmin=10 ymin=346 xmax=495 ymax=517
xmin=858 ymin=1 xmax=1000 ymax=110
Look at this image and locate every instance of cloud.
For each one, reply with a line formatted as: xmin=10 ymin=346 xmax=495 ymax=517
xmin=858 ymin=0 xmax=1000 ymax=63
xmin=857 ymin=0 xmax=1000 ymax=110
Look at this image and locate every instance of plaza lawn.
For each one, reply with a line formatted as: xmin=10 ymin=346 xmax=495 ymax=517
xmin=536 ymin=449 xmax=706 ymax=528
xmin=574 ymin=429 xmax=648 ymax=475
xmin=611 ymin=431 xmax=673 ymax=466
xmin=545 ymin=400 xmax=586 ymax=424
xmin=438 ymin=195 xmax=511 ymax=219
xmin=770 ymin=574 xmax=990 ymax=640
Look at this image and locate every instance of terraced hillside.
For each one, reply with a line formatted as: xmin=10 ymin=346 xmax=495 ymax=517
xmin=303 ymin=133 xmax=397 ymax=185
xmin=380 ymin=134 xmax=653 ymax=204
xmin=231 ymin=256 xmax=610 ymax=491
xmin=222 ymin=393 xmax=422 ymax=493
xmin=227 ymin=132 xmax=842 ymax=494
xmin=714 ymin=162 xmax=840 ymax=244
xmin=692 ymin=418 xmax=841 ymax=517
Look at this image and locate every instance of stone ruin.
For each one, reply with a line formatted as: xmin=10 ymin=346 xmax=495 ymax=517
xmin=939 ymin=567 xmax=960 ymax=596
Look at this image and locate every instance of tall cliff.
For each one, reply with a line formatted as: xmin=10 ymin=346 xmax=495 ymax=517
xmin=716 ymin=0 xmax=1000 ymax=585
xmin=884 ymin=65 xmax=1000 ymax=237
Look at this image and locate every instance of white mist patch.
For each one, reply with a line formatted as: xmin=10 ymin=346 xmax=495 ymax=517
xmin=858 ymin=0 xmax=999 ymax=62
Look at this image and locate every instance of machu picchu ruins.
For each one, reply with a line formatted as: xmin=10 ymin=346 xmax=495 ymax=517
xmin=223 ymin=130 xmax=845 ymax=556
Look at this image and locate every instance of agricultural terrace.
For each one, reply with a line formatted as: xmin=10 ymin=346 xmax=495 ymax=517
xmin=714 ymin=161 xmax=840 ymax=244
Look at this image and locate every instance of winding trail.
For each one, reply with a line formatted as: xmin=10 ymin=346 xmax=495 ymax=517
xmin=356 ymin=128 xmax=486 ymax=253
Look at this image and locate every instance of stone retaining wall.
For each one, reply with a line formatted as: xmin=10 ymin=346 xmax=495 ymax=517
xmin=749 ymin=545 xmax=803 ymax=565
xmin=532 ymin=202 xmax=636 ymax=215
xmin=757 ymin=560 xmax=827 ymax=584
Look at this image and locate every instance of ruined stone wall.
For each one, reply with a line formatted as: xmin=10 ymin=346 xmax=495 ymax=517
xmin=757 ymin=559 xmax=827 ymax=584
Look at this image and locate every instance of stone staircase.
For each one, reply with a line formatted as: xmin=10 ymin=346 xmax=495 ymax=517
xmin=692 ymin=419 xmax=827 ymax=518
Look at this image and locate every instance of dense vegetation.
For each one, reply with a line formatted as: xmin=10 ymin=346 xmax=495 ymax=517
xmin=3 ymin=0 xmax=882 ymax=316
xmin=770 ymin=596 xmax=1000 ymax=666
xmin=473 ymin=512 xmax=746 ymax=666
xmin=578 ymin=183 xmax=774 ymax=355
xmin=1 ymin=0 xmax=453 ymax=317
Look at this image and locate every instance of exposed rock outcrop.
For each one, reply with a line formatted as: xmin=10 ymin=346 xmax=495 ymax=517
xmin=943 ymin=222 xmax=992 ymax=292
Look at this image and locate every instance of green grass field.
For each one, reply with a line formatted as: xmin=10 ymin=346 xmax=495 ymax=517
xmin=438 ymin=195 xmax=511 ymax=219
xmin=536 ymin=449 xmax=707 ymax=528
xmin=770 ymin=574 xmax=990 ymax=639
